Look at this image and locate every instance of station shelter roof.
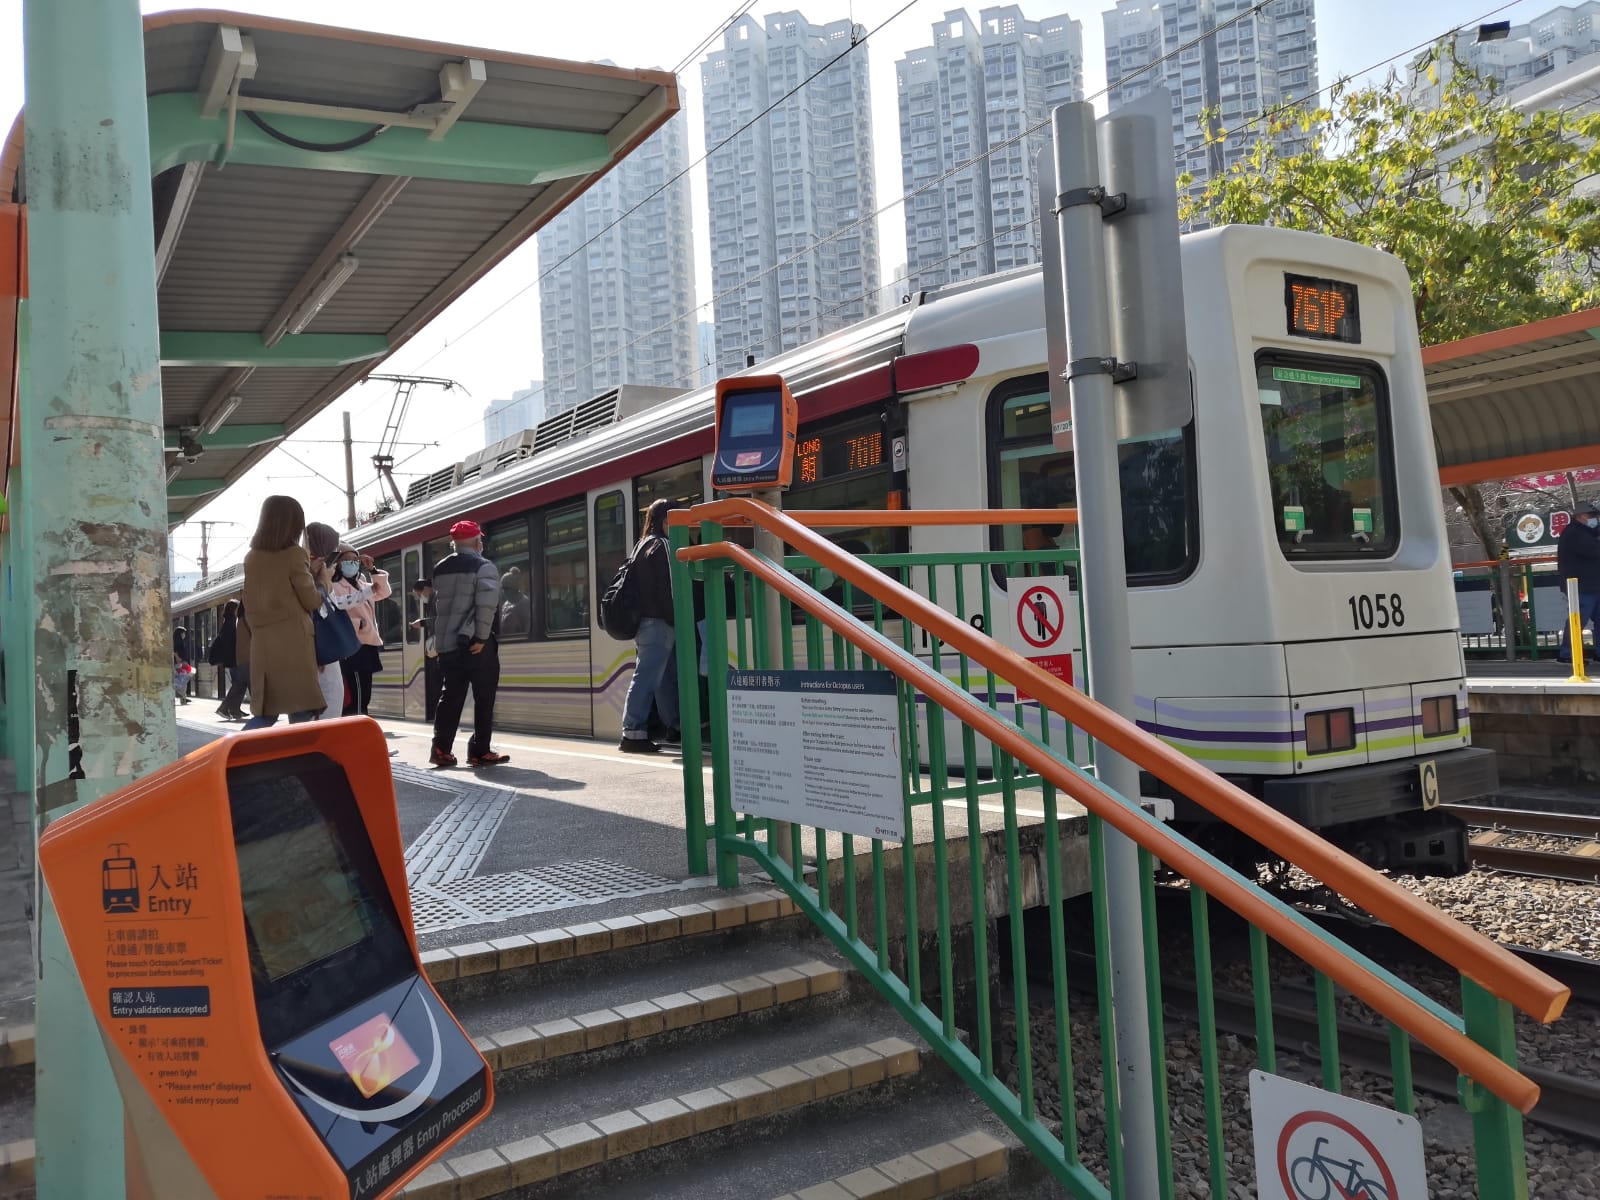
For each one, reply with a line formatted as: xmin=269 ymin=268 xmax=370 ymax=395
xmin=0 ymin=10 xmax=679 ymax=525
xmin=1424 ymin=307 xmax=1600 ymax=488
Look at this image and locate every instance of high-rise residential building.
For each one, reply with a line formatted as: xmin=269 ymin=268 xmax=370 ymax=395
xmin=1102 ymin=0 xmax=1318 ymax=207
xmin=537 ymin=113 xmax=696 ymax=413
xmin=1413 ymin=3 xmax=1600 ymax=105
xmin=897 ymin=7 xmax=1083 ymax=289
xmin=702 ymin=12 xmax=879 ymax=376
xmin=482 ymin=381 xmax=546 ymax=445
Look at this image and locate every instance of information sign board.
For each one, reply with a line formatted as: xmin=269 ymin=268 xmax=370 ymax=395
xmin=1249 ymin=1071 xmax=1427 ymax=1200
xmin=726 ymin=669 xmax=904 ymax=841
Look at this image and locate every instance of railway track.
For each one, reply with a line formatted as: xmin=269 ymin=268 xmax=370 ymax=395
xmin=1438 ymin=802 xmax=1600 ymax=883
xmin=1445 ymin=802 xmax=1600 ymax=840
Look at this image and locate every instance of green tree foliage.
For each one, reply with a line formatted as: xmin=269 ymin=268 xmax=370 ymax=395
xmin=1181 ymin=50 xmax=1600 ymax=560
xmin=1179 ymin=50 xmax=1600 ymax=343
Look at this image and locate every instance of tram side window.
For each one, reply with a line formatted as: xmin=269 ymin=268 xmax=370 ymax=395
xmin=595 ymin=490 xmax=629 ymax=591
xmin=403 ymin=550 xmax=421 ymax=643
xmin=543 ymin=505 xmax=589 ymax=635
xmin=987 ymin=379 xmax=1197 ymax=582
xmin=1255 ymin=355 xmax=1396 ymax=559
xmin=374 ymin=553 xmax=404 ymax=646
xmin=783 ymin=415 xmax=906 ymax=557
xmin=636 ymin=460 xmax=704 ymax=530
xmin=486 ymin=519 xmax=532 ymax=640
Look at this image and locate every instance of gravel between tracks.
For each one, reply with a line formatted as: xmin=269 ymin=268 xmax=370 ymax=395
xmin=1393 ymin=865 xmax=1599 ymax=957
xmin=997 ymin=1004 xmax=1600 ymax=1199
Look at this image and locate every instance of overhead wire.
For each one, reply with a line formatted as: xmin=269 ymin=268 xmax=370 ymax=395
xmin=421 ymin=0 xmax=925 ymax=432
xmin=457 ymin=0 xmax=1280 ymax=438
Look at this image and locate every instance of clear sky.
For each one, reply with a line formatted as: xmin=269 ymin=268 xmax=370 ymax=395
xmin=0 ymin=0 xmax=1561 ymax=577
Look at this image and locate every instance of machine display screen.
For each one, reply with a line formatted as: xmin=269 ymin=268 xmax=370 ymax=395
xmin=235 ymin=807 xmax=374 ymax=982
xmin=228 ymin=755 xmax=414 ymax=1048
xmin=727 ymin=399 xmax=777 ymax=438
xmin=1284 ymin=273 xmax=1361 ymax=344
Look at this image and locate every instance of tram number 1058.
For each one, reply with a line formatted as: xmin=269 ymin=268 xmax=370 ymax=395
xmin=1347 ymin=593 xmax=1405 ymax=631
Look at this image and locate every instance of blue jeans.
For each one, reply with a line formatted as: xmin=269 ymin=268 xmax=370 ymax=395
xmin=622 ymin=617 xmax=679 ymax=737
xmin=242 ymin=710 xmax=318 ymax=731
xmin=1558 ymin=591 xmax=1600 ymax=660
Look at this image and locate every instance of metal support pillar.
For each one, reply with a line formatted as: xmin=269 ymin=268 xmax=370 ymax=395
xmin=23 ymin=1 xmax=176 ymax=1196
xmin=343 ymin=411 xmax=358 ymax=528
xmin=1499 ymin=555 xmax=1517 ymax=662
xmin=1051 ymin=102 xmax=1161 ymax=1200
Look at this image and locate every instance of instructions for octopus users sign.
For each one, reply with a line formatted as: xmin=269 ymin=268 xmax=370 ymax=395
xmin=725 ymin=669 xmax=905 ymax=842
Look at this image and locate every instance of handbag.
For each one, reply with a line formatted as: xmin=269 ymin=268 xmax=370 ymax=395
xmin=312 ymin=593 xmax=361 ymax=666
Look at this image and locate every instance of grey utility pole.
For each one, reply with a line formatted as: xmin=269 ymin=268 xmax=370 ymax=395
xmin=343 ymin=410 xmax=358 ymax=528
xmin=1049 ymin=99 xmax=1174 ymax=1200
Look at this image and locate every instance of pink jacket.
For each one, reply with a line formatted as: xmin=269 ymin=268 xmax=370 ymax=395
xmin=331 ymin=569 xmax=392 ymax=647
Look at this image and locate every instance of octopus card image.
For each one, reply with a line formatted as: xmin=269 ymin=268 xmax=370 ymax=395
xmin=330 ymin=1013 xmax=420 ymax=1099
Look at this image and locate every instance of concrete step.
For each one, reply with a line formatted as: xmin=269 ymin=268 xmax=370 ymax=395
xmin=399 ymin=1023 xmax=928 ymax=1198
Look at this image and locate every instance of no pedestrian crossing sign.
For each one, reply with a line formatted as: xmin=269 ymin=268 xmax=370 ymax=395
xmin=1005 ymin=579 xmax=1077 ymax=703
xmin=1249 ymin=1071 xmax=1427 ymax=1199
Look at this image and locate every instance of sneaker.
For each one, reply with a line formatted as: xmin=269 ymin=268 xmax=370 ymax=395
xmin=660 ymin=727 xmax=682 ymax=745
xmin=429 ymin=746 xmax=458 ymax=768
xmin=468 ymin=750 xmax=510 ymax=767
xmin=618 ymin=737 xmax=661 ymax=755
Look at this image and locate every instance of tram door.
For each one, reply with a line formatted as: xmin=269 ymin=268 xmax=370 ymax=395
xmin=400 ymin=547 xmax=430 ymax=721
xmin=591 ymin=488 xmax=633 ymax=742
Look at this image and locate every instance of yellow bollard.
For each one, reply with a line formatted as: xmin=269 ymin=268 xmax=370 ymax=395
xmin=1566 ymin=577 xmax=1591 ymax=683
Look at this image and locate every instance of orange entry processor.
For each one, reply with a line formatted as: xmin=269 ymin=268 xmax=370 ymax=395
xmin=39 ymin=718 xmax=492 ymax=1200
xmin=712 ymin=373 xmax=797 ymax=492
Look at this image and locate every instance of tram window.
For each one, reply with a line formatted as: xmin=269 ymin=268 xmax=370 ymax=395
xmin=1255 ymin=354 xmax=1396 ymax=559
xmin=543 ymin=505 xmax=589 ymax=635
xmin=987 ymin=378 xmax=1197 ymax=582
xmin=374 ymin=553 xmax=403 ymax=647
xmin=486 ymin=518 xmax=532 ymax=640
xmin=636 ymin=460 xmax=704 ymax=530
xmin=595 ymin=490 xmax=629 ymax=591
xmin=784 ymin=414 xmax=906 ymax=558
xmin=403 ymin=549 xmax=421 ymax=643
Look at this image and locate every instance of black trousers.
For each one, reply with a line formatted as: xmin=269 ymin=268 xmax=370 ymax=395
xmin=222 ymin=665 xmax=249 ymax=712
xmin=432 ymin=639 xmax=499 ymax=757
xmin=341 ymin=660 xmax=375 ymax=716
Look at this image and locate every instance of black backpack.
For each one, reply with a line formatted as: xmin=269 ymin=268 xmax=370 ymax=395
xmin=598 ymin=543 xmax=645 ymax=640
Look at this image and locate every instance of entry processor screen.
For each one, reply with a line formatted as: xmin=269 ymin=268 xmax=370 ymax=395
xmin=725 ymin=391 xmax=779 ymax=438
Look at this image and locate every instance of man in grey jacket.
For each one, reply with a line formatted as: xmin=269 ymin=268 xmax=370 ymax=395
xmin=429 ymin=519 xmax=511 ymax=768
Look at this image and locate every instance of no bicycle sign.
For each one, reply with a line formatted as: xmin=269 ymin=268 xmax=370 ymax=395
xmin=1250 ymin=1071 xmax=1427 ymax=1200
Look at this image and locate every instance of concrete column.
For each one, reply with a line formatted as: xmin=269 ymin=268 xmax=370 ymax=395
xmin=23 ymin=0 xmax=175 ymax=1194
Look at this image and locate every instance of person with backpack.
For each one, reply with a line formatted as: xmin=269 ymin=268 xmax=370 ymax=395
xmin=429 ymin=519 xmax=510 ymax=768
xmin=613 ymin=499 xmax=680 ymax=754
xmin=207 ymin=599 xmax=247 ymax=720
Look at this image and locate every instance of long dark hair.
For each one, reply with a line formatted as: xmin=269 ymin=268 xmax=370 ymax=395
xmin=637 ymin=498 xmax=672 ymax=547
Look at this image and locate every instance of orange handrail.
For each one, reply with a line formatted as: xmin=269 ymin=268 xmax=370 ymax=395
xmin=679 ymin=498 xmax=1569 ymax=1029
xmin=670 ymin=507 xmax=1079 ymax=529
xmin=1454 ymin=556 xmax=1556 ymax=570
xmin=682 ymin=535 xmax=1550 ymax=1112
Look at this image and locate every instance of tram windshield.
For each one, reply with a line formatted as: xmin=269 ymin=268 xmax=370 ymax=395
xmin=1255 ymin=355 xmax=1396 ymax=559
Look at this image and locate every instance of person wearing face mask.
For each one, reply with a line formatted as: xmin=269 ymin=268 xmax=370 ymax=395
xmin=1556 ymin=503 xmax=1600 ymax=664
xmin=332 ymin=545 xmax=392 ymax=715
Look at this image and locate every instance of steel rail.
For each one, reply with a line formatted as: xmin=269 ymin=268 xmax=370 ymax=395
xmin=1469 ymin=840 xmax=1600 ymax=885
xmin=1448 ymin=803 xmax=1600 ymax=840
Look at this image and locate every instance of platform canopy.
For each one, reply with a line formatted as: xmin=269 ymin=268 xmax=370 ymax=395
xmin=0 ymin=10 xmax=679 ymax=524
xmin=1424 ymin=307 xmax=1600 ymax=487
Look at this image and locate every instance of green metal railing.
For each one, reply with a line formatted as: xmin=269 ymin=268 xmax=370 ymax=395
xmin=669 ymin=508 xmax=1565 ymax=1199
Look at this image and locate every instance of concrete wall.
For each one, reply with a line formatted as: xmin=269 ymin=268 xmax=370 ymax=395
xmin=1469 ymin=688 xmax=1600 ymax=788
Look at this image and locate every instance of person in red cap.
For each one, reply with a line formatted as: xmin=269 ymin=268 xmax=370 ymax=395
xmin=427 ymin=518 xmax=511 ymax=767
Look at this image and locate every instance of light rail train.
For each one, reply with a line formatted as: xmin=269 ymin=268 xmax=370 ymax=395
xmin=176 ymin=225 xmax=1493 ymax=875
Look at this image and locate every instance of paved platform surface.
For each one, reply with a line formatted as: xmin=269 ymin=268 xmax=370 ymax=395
xmin=0 ymin=699 xmax=1092 ymax=1030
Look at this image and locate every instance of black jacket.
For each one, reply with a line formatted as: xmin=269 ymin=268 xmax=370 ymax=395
xmin=634 ymin=537 xmax=675 ymax=623
xmin=1556 ymin=519 xmax=1600 ymax=593
xmin=206 ymin=618 xmax=238 ymax=667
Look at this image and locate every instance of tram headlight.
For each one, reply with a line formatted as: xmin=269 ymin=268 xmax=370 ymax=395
xmin=1304 ymin=707 xmax=1356 ymax=755
xmin=1421 ymin=694 xmax=1459 ymax=737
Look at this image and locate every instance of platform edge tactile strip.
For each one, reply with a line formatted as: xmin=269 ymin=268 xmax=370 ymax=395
xmin=396 ymin=1037 xmax=923 ymax=1199
xmin=418 ymin=888 xmax=801 ymax=984
xmin=471 ymin=958 xmax=846 ymax=1073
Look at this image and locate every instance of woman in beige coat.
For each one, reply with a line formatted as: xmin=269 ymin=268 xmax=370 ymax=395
xmin=241 ymin=496 xmax=326 ymax=728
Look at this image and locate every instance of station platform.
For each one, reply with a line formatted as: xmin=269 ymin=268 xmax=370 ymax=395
xmin=1467 ymin=663 xmax=1600 ymax=788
